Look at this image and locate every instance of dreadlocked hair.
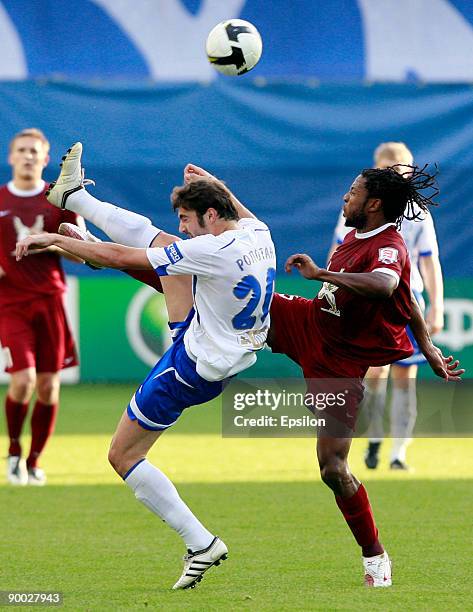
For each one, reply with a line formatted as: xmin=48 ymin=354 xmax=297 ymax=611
xmin=361 ymin=164 xmax=439 ymax=228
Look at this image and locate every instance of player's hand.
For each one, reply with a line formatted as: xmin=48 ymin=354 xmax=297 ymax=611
xmin=184 ymin=163 xmax=217 ymax=184
xmin=426 ymin=306 xmax=444 ymax=335
xmin=285 ymin=254 xmax=321 ymax=280
xmin=424 ymin=344 xmax=464 ymax=381
xmin=0 ymin=264 xmax=5 ymax=278
xmin=11 ymin=245 xmax=58 ymax=257
xmin=15 ymin=233 xmax=56 ymax=261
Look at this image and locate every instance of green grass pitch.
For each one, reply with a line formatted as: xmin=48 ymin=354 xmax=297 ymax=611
xmin=0 ymin=383 xmax=472 ymax=610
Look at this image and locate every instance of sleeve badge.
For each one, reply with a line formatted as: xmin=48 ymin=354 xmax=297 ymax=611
xmin=378 ymin=247 xmax=399 ymax=264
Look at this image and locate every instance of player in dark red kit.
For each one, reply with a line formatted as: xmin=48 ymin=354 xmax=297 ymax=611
xmin=25 ymin=155 xmax=463 ymax=585
xmin=0 ymin=129 xmax=84 ymax=486
xmin=269 ymin=165 xmax=462 ymax=586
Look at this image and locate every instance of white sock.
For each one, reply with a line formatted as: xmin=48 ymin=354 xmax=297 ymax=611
xmin=365 ymin=378 xmax=388 ymax=442
xmin=389 ymin=383 xmax=417 ymax=462
xmin=124 ymin=459 xmax=214 ymax=552
xmin=67 ymin=189 xmax=161 ymax=247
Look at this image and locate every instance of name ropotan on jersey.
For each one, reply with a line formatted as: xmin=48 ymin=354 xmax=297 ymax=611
xmin=236 ymin=246 xmax=275 ymax=271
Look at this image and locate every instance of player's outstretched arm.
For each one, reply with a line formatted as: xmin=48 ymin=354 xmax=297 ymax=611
xmin=14 ymin=217 xmax=88 ymax=264
xmin=285 ymin=254 xmax=396 ymax=298
xmin=16 ymin=233 xmax=151 ymax=270
xmin=409 ymin=292 xmax=464 ymax=381
xmin=50 ymin=216 xmax=88 ymax=263
xmin=183 ymin=163 xmax=257 ymax=219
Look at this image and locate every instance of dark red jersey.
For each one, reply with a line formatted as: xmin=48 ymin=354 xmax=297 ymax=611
xmin=0 ymin=182 xmax=78 ymax=306
xmin=270 ymin=223 xmax=414 ymax=381
xmin=313 ymin=222 xmax=413 ymax=368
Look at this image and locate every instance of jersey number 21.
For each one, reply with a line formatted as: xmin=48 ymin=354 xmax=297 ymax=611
xmin=232 ymin=268 xmax=276 ymax=330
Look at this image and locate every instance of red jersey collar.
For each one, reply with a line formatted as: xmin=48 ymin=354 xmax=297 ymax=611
xmin=7 ymin=180 xmax=46 ymax=198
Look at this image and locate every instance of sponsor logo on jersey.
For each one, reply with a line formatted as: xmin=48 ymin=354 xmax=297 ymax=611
xmin=378 ymin=247 xmax=398 ymax=265
xmin=238 ymin=326 xmax=269 ymax=350
xmin=13 ymin=215 xmax=44 ymax=241
xmin=318 ymin=268 xmax=344 ymax=316
xmin=11 ymin=215 xmax=45 ymax=255
xmin=164 ymin=242 xmax=184 ymax=264
xmin=319 ymin=282 xmax=341 ymax=317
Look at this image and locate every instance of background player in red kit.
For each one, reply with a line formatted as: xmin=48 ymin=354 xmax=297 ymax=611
xmin=269 ymin=165 xmax=462 ymax=587
xmin=0 ymin=129 xmax=84 ymax=486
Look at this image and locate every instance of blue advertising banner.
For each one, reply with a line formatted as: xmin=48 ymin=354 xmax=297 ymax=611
xmin=0 ymin=81 xmax=469 ymax=277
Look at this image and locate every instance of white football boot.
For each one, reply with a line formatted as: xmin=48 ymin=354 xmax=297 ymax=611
xmin=172 ymin=537 xmax=228 ymax=590
xmin=46 ymin=142 xmax=94 ymax=209
xmin=27 ymin=467 xmax=47 ymax=486
xmin=363 ymin=551 xmax=392 ymax=587
xmin=58 ymin=222 xmax=104 ymax=269
xmin=7 ymin=455 xmax=27 ymax=485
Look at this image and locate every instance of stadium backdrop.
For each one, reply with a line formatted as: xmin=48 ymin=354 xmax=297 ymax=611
xmin=0 ymin=0 xmax=472 ymax=381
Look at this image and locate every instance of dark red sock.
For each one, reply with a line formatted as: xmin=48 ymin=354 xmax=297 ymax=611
xmin=26 ymin=401 xmax=58 ymax=469
xmin=124 ymin=269 xmax=163 ymax=292
xmin=5 ymin=396 xmax=29 ymax=456
xmin=336 ymin=483 xmax=384 ymax=557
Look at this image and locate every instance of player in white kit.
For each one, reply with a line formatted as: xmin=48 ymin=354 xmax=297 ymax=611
xmin=15 ymin=144 xmax=276 ymax=590
xmin=328 ymin=142 xmax=444 ymax=469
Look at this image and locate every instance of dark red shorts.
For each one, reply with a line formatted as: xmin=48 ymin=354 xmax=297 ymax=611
xmin=269 ymin=293 xmax=367 ymax=432
xmin=0 ymin=293 xmax=78 ymax=374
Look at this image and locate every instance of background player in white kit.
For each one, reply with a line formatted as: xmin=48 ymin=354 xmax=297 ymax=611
xmin=16 ymin=143 xmax=276 ymax=590
xmin=328 ymin=142 xmax=444 ymax=470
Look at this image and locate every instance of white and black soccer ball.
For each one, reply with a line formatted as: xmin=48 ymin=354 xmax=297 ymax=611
xmin=206 ymin=19 xmax=263 ymax=76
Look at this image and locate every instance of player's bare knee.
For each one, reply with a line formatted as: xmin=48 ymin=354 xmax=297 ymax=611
xmin=9 ymin=371 xmax=36 ymax=402
xmin=36 ymin=376 xmax=60 ymax=404
xmin=9 ymin=381 xmax=34 ymax=403
xmin=319 ymin=458 xmax=350 ymax=492
xmin=108 ymin=443 xmax=123 ymax=474
xmin=108 ymin=443 xmax=142 ymax=477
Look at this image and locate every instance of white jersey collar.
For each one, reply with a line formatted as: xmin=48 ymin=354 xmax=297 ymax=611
xmin=7 ymin=180 xmax=46 ymax=198
xmin=355 ymin=222 xmax=396 ymax=239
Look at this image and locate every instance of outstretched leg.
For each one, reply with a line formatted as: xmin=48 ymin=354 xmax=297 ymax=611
xmin=58 ymin=222 xmax=165 ymax=293
xmin=48 ymin=143 xmax=193 ymax=322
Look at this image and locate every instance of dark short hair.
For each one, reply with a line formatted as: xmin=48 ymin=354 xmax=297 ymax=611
xmin=361 ymin=165 xmax=439 ymax=227
xmin=171 ymin=180 xmax=239 ymax=223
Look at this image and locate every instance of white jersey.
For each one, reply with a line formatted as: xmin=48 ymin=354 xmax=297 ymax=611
xmin=147 ymin=218 xmax=276 ymax=381
xmin=333 ymin=207 xmax=439 ymax=293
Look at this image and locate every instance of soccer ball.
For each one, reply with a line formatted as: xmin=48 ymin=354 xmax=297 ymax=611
xmin=206 ymin=19 xmax=263 ymax=76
